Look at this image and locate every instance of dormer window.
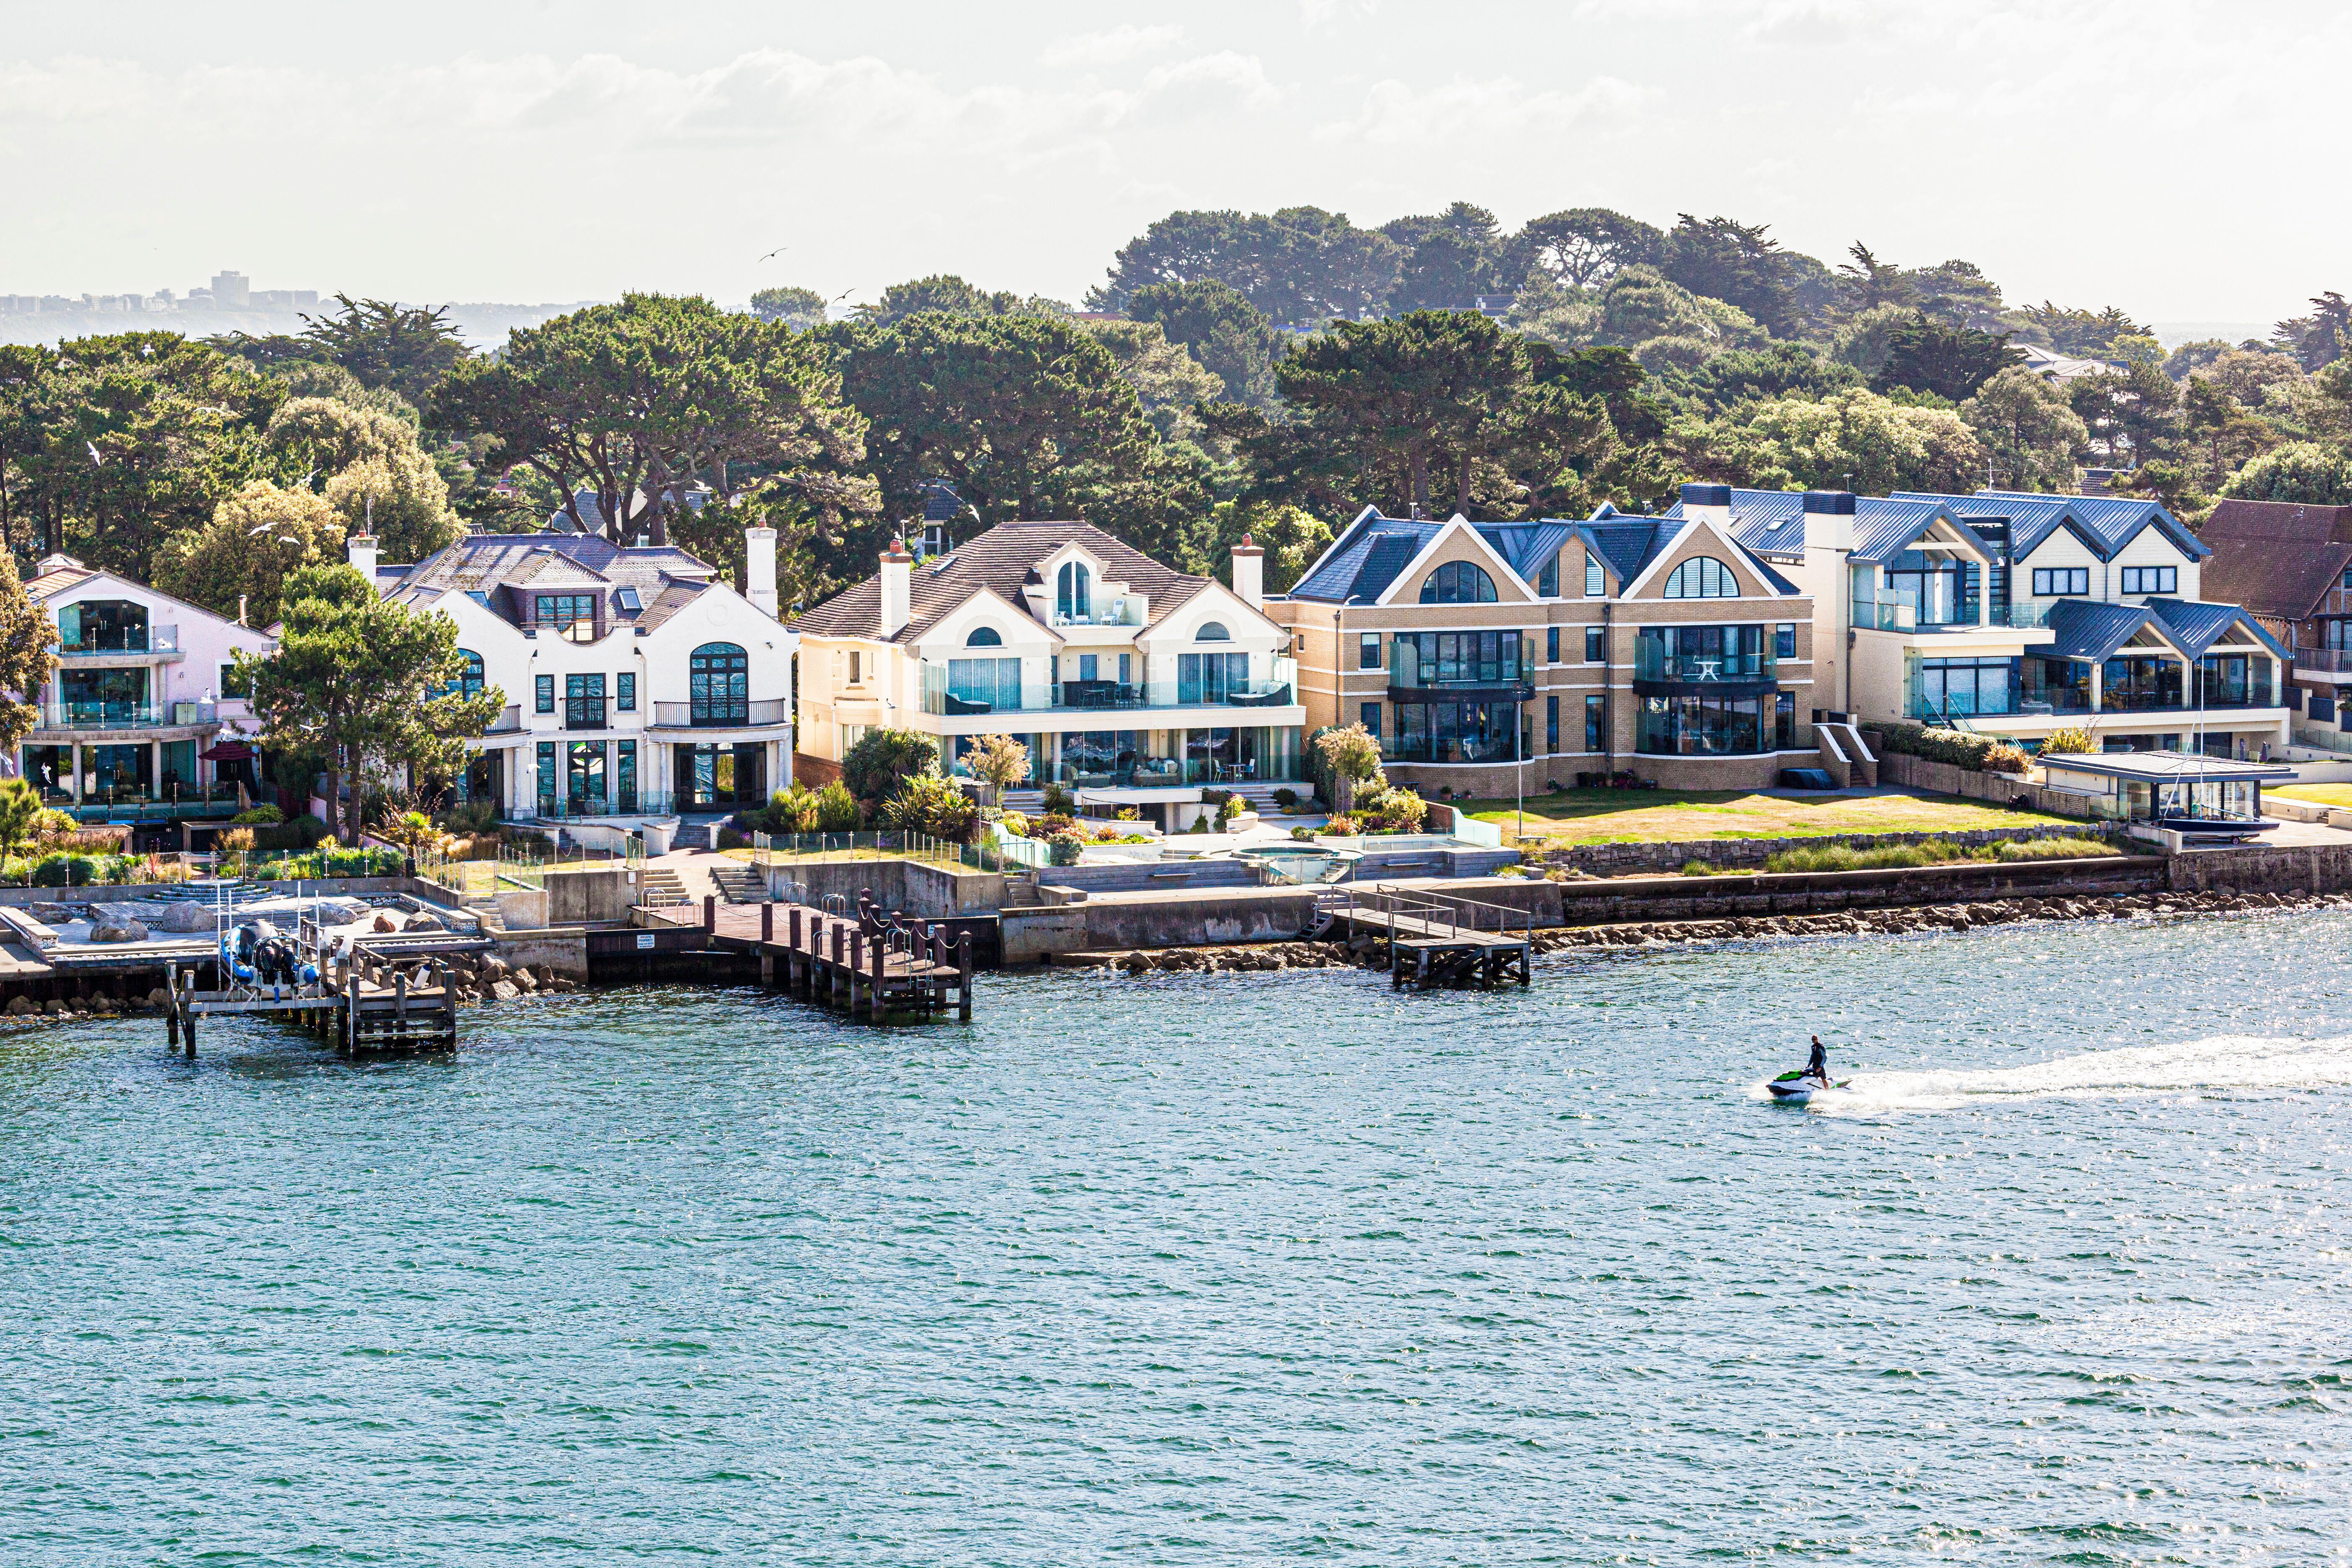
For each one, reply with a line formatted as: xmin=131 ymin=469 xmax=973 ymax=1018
xmin=1056 ymin=561 xmax=1091 ymax=622
xmin=616 ymin=586 xmax=642 ymax=613
xmin=535 ymin=593 xmax=597 ymax=641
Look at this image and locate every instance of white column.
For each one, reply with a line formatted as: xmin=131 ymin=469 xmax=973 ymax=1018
xmin=70 ymin=743 xmax=83 ymax=803
xmin=151 ymin=739 xmax=161 ymax=799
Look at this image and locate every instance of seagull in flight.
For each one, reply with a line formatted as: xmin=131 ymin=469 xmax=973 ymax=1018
xmin=85 ymin=441 xmax=103 ymax=467
xmin=757 ymin=245 xmax=788 ymax=263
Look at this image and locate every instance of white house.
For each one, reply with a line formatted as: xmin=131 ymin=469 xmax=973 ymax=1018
xmin=792 ymin=520 xmax=1303 ymax=795
xmin=14 ymin=556 xmax=274 ymax=813
xmin=356 ymin=522 xmax=796 ymax=823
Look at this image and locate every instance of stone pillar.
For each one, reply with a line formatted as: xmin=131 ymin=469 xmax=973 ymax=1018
xmin=151 ymin=739 xmax=162 ymax=800
xmin=70 ymin=743 xmax=82 ymax=804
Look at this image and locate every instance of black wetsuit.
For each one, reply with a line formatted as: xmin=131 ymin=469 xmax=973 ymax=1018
xmin=1806 ymin=1042 xmax=1828 ymax=1081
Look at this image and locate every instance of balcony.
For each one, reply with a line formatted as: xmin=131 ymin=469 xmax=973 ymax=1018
xmin=1633 ymin=642 xmax=1777 ymax=685
xmin=648 ymin=698 xmax=792 ymax=728
xmin=2294 ymin=647 xmax=2352 ymax=677
xmin=1053 ymin=679 xmax=1296 ymax=712
xmin=525 ymin=789 xmax=679 ymax=820
xmin=565 ymin=698 xmax=608 ymax=731
xmin=1856 ymin=601 xmax=2049 ymax=633
xmin=487 ymin=704 xmax=524 ymax=733
xmin=34 ymin=700 xmax=218 ymax=731
xmin=57 ymin=623 xmax=181 ymax=658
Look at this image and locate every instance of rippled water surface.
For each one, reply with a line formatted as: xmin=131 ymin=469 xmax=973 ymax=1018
xmin=7 ymin=910 xmax=2352 ymax=1565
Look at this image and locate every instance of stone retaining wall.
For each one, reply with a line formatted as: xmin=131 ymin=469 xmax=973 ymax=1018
xmin=1870 ymin=746 xmax=2107 ymax=818
xmin=1540 ymin=823 xmax=2120 ymax=876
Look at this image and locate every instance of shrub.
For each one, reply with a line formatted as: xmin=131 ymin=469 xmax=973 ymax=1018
xmin=1870 ymin=722 xmax=2030 ymax=775
xmin=1217 ymin=794 xmax=1244 ymax=825
xmin=438 ymin=799 xmax=501 ymax=836
xmin=231 ymin=804 xmax=286 ymax=825
xmin=813 ymin=780 xmax=863 ymax=832
xmin=1271 ymin=787 xmax=1299 ymax=809
xmin=1766 ymin=840 xmax=1976 ymax=873
xmin=1322 ymin=815 xmax=1360 ymax=836
xmin=1290 ymin=824 xmax=1316 ymax=841
xmin=1188 ymin=816 xmax=1210 ymax=834
xmin=1115 ymin=806 xmax=1139 ymax=821
xmin=843 ymin=726 xmax=942 ymax=805
xmin=964 ymin=732 xmax=1032 ymax=790
xmin=253 ymin=814 xmax=334 ymax=852
xmin=1041 ymin=782 xmax=1077 ymax=816
xmin=1200 ymin=787 xmax=1234 ymax=807
xmin=715 ymin=826 xmax=749 ymax=850
xmin=878 ymin=773 xmax=982 ymax=841
xmin=2040 ymin=724 xmax=2097 ymax=756
xmin=1032 ymin=812 xmax=1076 ymax=837
xmin=31 ymin=854 xmax=100 ymax=887
xmin=1313 ymin=724 xmax=1383 ymax=814
xmin=1092 ymin=825 xmax=1123 ymax=842
xmin=763 ymin=784 xmax=821 ymax=833
xmin=1353 ymin=782 xmax=1428 ymax=834
xmin=1993 ymin=836 xmax=2118 ymax=861
xmin=1047 ymin=831 xmax=1084 ymax=867
xmin=31 ymin=808 xmax=78 ymax=845
xmin=1000 ymin=810 xmax=1031 ymax=838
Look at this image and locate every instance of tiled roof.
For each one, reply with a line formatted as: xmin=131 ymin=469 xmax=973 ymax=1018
xmin=2197 ymin=500 xmax=2352 ymax=620
xmin=377 ymin=533 xmax=720 ymax=629
xmin=22 ymin=566 xmax=95 ymax=600
xmin=789 ymin=520 xmax=1212 ymax=643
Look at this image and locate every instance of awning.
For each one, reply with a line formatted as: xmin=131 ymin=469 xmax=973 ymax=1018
xmin=200 ymin=741 xmax=255 ymax=762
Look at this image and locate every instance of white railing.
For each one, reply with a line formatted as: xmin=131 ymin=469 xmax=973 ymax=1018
xmin=648 ymin=698 xmax=792 ymax=727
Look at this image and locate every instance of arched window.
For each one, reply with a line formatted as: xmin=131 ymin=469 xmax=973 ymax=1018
xmin=444 ymin=649 xmax=485 ymax=701
xmin=1195 ymin=621 xmax=1231 ymax=642
xmin=690 ymin=641 xmax=748 ymax=725
xmin=1056 ymin=560 xmax=1091 ymax=621
xmin=965 ymin=626 xmax=1003 ymax=646
xmin=1663 ymin=557 xmax=1739 ymax=598
xmin=1420 ymin=560 xmax=1497 ymax=604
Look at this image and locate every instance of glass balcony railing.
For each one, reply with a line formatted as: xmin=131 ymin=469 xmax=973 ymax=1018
xmin=36 ymin=700 xmax=217 ymax=730
xmin=57 ymin=623 xmax=180 ymax=655
xmin=1633 ymin=641 xmax=1777 ymax=683
xmin=646 ymin=699 xmax=792 ymax=727
xmin=1859 ymin=600 xmax=2050 ymax=632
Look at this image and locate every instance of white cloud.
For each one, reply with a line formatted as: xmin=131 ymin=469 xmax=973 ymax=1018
xmin=1314 ymin=74 xmax=1649 ymax=145
xmin=1039 ymin=24 xmax=1183 ymax=69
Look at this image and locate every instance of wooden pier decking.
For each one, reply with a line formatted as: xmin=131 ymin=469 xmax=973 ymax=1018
xmin=1318 ymin=885 xmax=1534 ymax=990
xmin=160 ymin=948 xmax=462 ymax=1057
xmin=648 ymin=894 xmax=976 ymax=1023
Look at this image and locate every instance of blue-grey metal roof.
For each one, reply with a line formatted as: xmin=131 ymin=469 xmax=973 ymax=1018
xmin=2143 ymin=598 xmax=2288 ymax=661
xmin=1663 ymin=486 xmax=1968 ymax=567
xmin=2041 ymin=598 xmax=2162 ymax=663
xmin=1289 ymin=511 xmax=1572 ymax=602
xmin=1473 ymin=521 xmax=1573 ymax=580
xmin=1889 ymin=489 xmax=2210 ymax=563
xmin=1572 ymin=510 xmax=1802 ymax=595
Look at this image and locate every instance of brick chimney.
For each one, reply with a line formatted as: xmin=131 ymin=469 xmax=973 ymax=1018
xmin=744 ymin=524 xmax=778 ymax=618
xmin=347 ymin=530 xmax=378 ymax=580
xmin=879 ymin=537 xmax=913 ymax=638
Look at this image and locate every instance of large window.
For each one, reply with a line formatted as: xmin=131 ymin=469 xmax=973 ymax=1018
xmin=1179 ymin=651 xmax=1249 ymax=703
xmin=616 ymin=671 xmax=635 ymax=712
xmin=1389 ymin=700 xmax=1522 ymax=763
xmin=1635 ymin=625 xmax=1771 ymax=681
xmin=1662 ymin=557 xmax=1738 ymax=598
xmin=1585 ymin=694 xmax=1605 ymax=753
xmin=1883 ymin=549 xmax=1974 ymax=625
xmin=1359 ymin=632 xmax=1382 ymax=671
xmin=2031 ymin=567 xmax=2090 ymax=596
xmin=1420 ymin=561 xmax=1497 ymax=604
xmin=565 ymin=673 xmax=607 ymax=729
xmin=1585 ymin=554 xmax=1605 ymax=596
xmin=1361 ymin=702 xmax=1382 ymax=738
xmin=1390 ymin=630 xmax=1527 ymax=688
xmin=1537 ymin=553 xmax=1559 ymax=597
xmin=2120 ymin=566 xmax=2178 ymax=595
xmin=616 ymin=739 xmax=637 ymax=812
xmin=1056 ymin=561 xmax=1091 ymax=621
xmin=947 ymin=657 xmax=1022 ymax=711
xmin=689 ymin=642 xmax=748 ymax=724
xmin=535 ymin=593 xmax=597 ymax=638
xmin=1545 ymin=695 xmax=1558 ymax=753
xmin=57 ymin=667 xmax=148 ymax=725
xmin=535 ymin=674 xmax=554 ymax=713
xmin=566 ymin=740 xmax=607 ymax=807
xmin=2100 ymin=655 xmax=2182 ymax=712
xmin=2198 ymin=653 xmax=2271 ymax=708
xmin=1637 ymin=691 xmax=1767 ymax=755
xmin=1057 ymin=730 xmax=1141 ymax=783
xmin=967 ymin=625 xmax=1003 ymax=646
xmin=56 ymin=598 xmax=150 ymax=653
xmin=677 ymin=741 xmax=766 ymax=807
xmin=1917 ymin=656 xmax=2019 ymax=718
xmin=445 ymin=649 xmax=485 ymax=701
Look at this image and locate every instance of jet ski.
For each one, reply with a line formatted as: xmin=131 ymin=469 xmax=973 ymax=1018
xmin=1767 ymin=1070 xmax=1851 ymax=1105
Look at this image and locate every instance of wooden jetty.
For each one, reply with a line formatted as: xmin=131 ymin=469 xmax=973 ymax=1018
xmin=160 ymin=944 xmax=462 ymax=1057
xmin=647 ymin=893 xmax=977 ymax=1024
xmin=1318 ymin=885 xmax=1533 ymax=990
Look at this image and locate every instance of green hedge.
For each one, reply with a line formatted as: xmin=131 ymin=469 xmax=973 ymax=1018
xmin=1870 ymin=723 xmax=2029 ymax=776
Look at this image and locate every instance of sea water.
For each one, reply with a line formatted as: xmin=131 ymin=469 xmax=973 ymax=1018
xmin=5 ymin=907 xmax=2350 ymax=1564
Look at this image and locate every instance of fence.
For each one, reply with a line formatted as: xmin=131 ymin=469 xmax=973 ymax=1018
xmin=751 ymin=830 xmax=1043 ymax=875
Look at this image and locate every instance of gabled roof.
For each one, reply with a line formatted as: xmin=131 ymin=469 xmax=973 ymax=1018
xmin=1289 ymin=509 xmax=1574 ymax=603
xmin=2040 ymin=596 xmax=2286 ymax=664
xmin=1890 ymin=489 xmax=2210 ymax=563
xmin=789 ymin=520 xmax=1213 ymax=644
xmin=2197 ymin=499 xmax=2352 ymax=620
xmin=2143 ymin=598 xmax=2288 ymax=662
xmin=1662 ymin=486 xmax=1971 ymax=567
xmin=1596 ymin=511 xmax=1803 ymax=597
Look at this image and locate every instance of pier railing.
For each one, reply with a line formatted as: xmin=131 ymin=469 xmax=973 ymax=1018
xmin=1342 ymin=883 xmax=1534 ymax=944
xmin=748 ymin=831 xmax=1046 ymax=877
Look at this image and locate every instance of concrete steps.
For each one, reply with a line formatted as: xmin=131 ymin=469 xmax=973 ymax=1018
xmin=709 ymin=863 xmax=768 ymax=903
xmin=640 ymin=867 xmax=689 ymax=908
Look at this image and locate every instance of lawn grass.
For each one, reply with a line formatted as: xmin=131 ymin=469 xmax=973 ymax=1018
xmin=2271 ymin=783 xmax=2352 ymax=807
xmin=1461 ymin=787 xmax=2080 ymax=848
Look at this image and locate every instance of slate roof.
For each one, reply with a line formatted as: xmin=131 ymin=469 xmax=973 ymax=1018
xmin=1289 ymin=507 xmax=1799 ymax=602
xmin=375 ymin=533 xmax=720 ymax=632
xmin=2196 ymin=499 xmax=2352 ymax=621
xmin=1889 ymin=489 xmax=2210 ymax=563
xmin=1661 ymin=487 xmax=1965 ymax=566
xmin=2144 ymin=598 xmax=2288 ymax=661
xmin=789 ymin=520 xmax=1212 ymax=644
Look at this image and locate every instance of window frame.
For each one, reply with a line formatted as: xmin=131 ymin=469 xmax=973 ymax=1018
xmin=1662 ymin=556 xmax=1739 ymax=599
xmin=1359 ymin=632 xmax=1382 ymax=671
xmin=2032 ymin=566 xmax=2091 ymax=596
xmin=1359 ymin=701 xmax=1382 ymax=738
xmin=1584 ymin=626 xmax=1604 ymax=663
xmin=1585 ymin=555 xmax=1605 ymax=597
xmin=534 ymin=673 xmax=554 ymax=714
xmin=616 ymin=671 xmax=636 ymax=712
xmin=1419 ymin=560 xmax=1498 ymax=605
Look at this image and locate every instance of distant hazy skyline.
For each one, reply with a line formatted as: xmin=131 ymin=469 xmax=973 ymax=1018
xmin=3 ymin=1 xmax=2341 ymax=327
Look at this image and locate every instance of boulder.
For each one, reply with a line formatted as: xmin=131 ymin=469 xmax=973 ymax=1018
xmin=403 ymin=911 xmax=446 ymax=933
xmin=532 ymin=965 xmax=556 ymax=987
xmin=88 ymin=920 xmax=149 ymax=944
xmin=155 ymin=900 xmax=221 ymax=934
xmin=147 ymin=987 xmax=172 ymax=1008
xmin=40 ymin=998 xmax=63 ymax=1016
xmin=28 ymin=903 xmax=76 ymax=923
xmin=479 ymin=956 xmax=509 ymax=982
xmin=512 ymin=968 xmax=538 ymax=992
xmin=5 ymin=996 xmax=34 ymax=1017
xmin=490 ymin=979 xmax=521 ymax=1001
xmin=372 ymin=913 xmax=400 ymax=934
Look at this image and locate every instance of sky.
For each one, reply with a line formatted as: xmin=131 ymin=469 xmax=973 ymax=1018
xmin=2 ymin=0 xmax=2341 ymax=329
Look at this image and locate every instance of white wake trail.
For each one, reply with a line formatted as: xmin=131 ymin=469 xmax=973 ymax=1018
xmin=1800 ymin=1034 xmax=2352 ymax=1111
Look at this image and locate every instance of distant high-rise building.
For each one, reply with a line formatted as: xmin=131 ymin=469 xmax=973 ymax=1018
xmin=210 ymin=270 xmax=250 ymax=307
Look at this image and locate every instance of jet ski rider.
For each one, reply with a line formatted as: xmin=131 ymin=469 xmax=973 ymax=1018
xmin=1806 ymin=1036 xmax=1829 ymax=1085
